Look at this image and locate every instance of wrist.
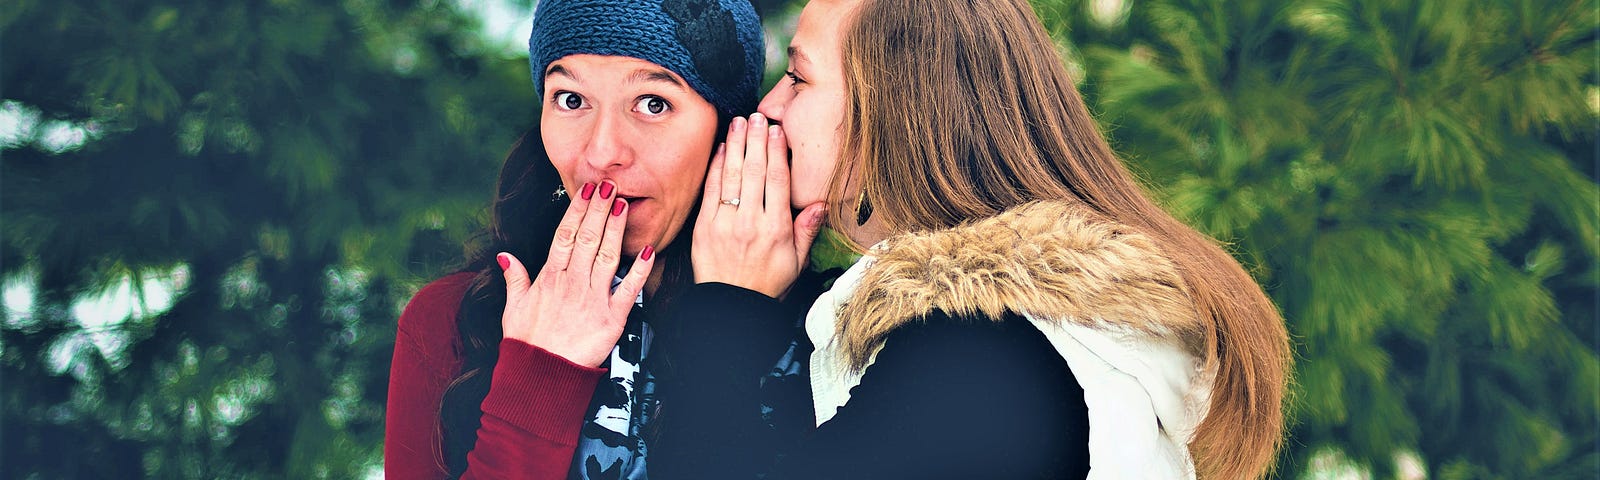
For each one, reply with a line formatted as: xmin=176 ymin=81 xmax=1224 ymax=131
xmin=543 ymin=340 xmax=612 ymax=369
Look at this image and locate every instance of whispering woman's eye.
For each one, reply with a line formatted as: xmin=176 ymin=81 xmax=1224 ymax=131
xmin=554 ymin=91 xmax=584 ymax=111
xmin=634 ymin=96 xmax=671 ymax=116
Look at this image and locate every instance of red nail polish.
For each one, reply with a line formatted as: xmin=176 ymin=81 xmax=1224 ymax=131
xmin=641 ymin=245 xmax=654 ymax=261
xmin=497 ymin=253 xmax=510 ymax=270
xmin=580 ymin=183 xmax=596 ymax=200
xmin=599 ymin=182 xmax=615 ymax=199
xmin=611 ymin=198 xmax=626 ymax=216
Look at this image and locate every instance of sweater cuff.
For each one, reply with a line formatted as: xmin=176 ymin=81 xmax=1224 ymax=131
xmin=481 ymin=339 xmax=605 ymax=444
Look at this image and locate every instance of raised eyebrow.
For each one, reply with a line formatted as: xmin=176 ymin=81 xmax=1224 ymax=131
xmin=545 ymin=64 xmax=576 ymax=81
xmin=629 ymin=68 xmax=688 ymax=90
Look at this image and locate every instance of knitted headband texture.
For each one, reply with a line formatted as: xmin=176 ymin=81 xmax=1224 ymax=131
xmin=528 ymin=0 xmax=765 ymax=118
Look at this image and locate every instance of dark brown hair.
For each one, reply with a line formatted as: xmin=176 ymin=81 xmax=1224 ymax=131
xmin=831 ymin=0 xmax=1293 ymax=478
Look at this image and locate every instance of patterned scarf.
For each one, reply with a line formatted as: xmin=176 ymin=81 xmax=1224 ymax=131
xmin=568 ymin=282 xmax=655 ymax=480
xmin=565 ymin=269 xmax=831 ymax=480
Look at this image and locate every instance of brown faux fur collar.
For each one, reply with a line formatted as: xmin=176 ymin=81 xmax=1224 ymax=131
xmin=836 ymin=200 xmax=1205 ymax=369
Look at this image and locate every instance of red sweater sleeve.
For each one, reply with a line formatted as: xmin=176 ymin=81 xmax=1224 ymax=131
xmin=384 ymin=272 xmax=606 ymax=479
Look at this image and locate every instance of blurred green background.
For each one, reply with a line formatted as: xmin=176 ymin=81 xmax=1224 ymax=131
xmin=2 ymin=0 xmax=1595 ymax=478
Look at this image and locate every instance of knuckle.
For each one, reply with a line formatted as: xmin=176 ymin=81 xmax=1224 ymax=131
xmin=576 ymin=229 xmax=602 ymax=246
xmin=553 ymin=226 xmax=579 ymax=245
xmin=767 ymin=171 xmax=788 ymax=184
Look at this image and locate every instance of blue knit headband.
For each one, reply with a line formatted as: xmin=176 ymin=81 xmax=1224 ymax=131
xmin=528 ymin=0 xmax=765 ymax=119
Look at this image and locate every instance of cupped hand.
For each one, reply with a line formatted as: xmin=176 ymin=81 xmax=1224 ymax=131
xmin=692 ymin=114 xmax=827 ymax=299
xmin=498 ymin=181 xmax=656 ymax=368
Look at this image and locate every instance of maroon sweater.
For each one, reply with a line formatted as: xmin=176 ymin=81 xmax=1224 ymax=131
xmin=384 ymin=272 xmax=603 ymax=479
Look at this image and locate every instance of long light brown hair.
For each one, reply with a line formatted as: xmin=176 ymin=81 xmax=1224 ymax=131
xmin=828 ymin=0 xmax=1293 ymax=478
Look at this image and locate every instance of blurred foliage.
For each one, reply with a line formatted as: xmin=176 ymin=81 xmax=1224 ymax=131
xmin=1 ymin=0 xmax=535 ymax=476
xmin=1039 ymin=0 xmax=1597 ymax=477
xmin=1 ymin=0 xmax=1595 ymax=478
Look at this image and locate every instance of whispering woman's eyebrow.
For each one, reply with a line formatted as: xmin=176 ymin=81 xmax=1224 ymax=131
xmin=787 ymin=46 xmax=811 ymax=67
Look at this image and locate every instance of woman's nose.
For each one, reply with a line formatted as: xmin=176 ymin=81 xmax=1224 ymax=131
xmin=756 ymin=83 xmax=792 ymax=122
xmin=582 ymin=112 xmax=631 ymax=170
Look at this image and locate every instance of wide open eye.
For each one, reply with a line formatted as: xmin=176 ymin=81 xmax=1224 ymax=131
xmin=553 ymin=91 xmax=585 ymax=111
xmin=634 ymin=95 xmax=671 ymax=117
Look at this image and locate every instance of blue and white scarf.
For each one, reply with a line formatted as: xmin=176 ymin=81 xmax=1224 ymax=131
xmin=565 ymin=278 xmax=813 ymax=480
xmin=568 ymin=281 xmax=654 ymax=480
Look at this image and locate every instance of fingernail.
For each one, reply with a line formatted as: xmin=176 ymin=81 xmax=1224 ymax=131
xmin=641 ymin=245 xmax=654 ymax=261
xmin=496 ymin=253 xmax=510 ymax=270
xmin=611 ymin=198 xmax=626 ymax=216
xmin=599 ymin=181 xmax=615 ymax=199
xmin=751 ymin=113 xmax=765 ymax=126
xmin=770 ymin=125 xmax=781 ymax=138
xmin=732 ymin=117 xmax=745 ymax=132
xmin=580 ymin=182 xmax=596 ymax=200
xmin=717 ymin=142 xmax=726 ymax=155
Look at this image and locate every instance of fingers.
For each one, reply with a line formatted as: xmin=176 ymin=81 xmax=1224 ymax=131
xmin=739 ymin=114 xmax=769 ymax=211
xmin=764 ymin=124 xmax=791 ymax=212
xmin=720 ymin=117 xmax=747 ymax=206
xmin=701 ymin=142 xmax=726 ymax=213
xmin=792 ymin=202 xmax=828 ymax=265
xmin=568 ymin=180 xmax=619 ymax=279
xmin=590 ymin=197 xmax=629 ymax=288
xmin=545 ymin=182 xmax=596 ymax=272
xmin=499 ymin=252 xmax=532 ymax=295
xmin=610 ymin=244 xmax=655 ymax=318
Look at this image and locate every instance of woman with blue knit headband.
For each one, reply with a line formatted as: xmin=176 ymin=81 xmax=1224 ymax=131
xmin=381 ymin=1 xmax=796 ymax=478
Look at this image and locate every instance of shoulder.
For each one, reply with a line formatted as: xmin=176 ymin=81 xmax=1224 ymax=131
xmin=821 ymin=309 xmax=1090 ymax=478
xmin=837 ymin=201 xmax=1204 ymax=367
xmin=401 ymin=272 xmax=479 ymax=321
xmin=396 ymin=271 xmax=480 ymax=346
xmin=871 ymin=309 xmax=1074 ymax=382
xmin=870 ymin=313 xmax=1088 ymax=427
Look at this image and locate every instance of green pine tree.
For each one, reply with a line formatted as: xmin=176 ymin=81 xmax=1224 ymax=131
xmin=1 ymin=0 xmax=535 ymax=476
xmin=1035 ymin=0 xmax=1598 ymax=477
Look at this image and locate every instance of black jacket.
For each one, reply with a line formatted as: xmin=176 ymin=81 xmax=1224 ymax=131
xmin=648 ymin=281 xmax=1091 ymax=480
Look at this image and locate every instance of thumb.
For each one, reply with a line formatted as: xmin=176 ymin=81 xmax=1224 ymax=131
xmin=792 ymin=203 xmax=828 ymax=264
xmin=498 ymin=252 xmax=532 ymax=295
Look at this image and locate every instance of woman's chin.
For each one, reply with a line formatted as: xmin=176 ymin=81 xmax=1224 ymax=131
xmin=620 ymin=236 xmax=653 ymax=259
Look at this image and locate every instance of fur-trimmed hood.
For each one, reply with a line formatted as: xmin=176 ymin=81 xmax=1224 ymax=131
xmin=805 ymin=200 xmax=1214 ymax=478
xmin=834 ymin=200 xmax=1205 ymax=367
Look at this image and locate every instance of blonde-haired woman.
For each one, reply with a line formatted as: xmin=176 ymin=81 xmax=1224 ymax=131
xmin=652 ymin=0 xmax=1292 ymax=478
